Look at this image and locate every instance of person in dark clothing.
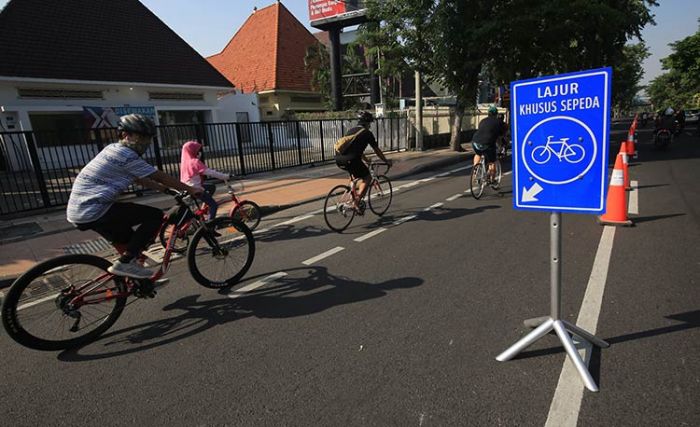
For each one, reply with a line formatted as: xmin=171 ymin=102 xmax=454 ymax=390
xmin=334 ymin=111 xmax=391 ymax=214
xmin=472 ymin=105 xmax=505 ymax=181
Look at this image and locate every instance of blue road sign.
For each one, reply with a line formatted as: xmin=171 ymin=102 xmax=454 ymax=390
xmin=511 ymin=67 xmax=611 ymax=213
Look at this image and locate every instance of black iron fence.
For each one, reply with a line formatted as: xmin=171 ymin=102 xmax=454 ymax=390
xmin=0 ymin=117 xmax=408 ymax=215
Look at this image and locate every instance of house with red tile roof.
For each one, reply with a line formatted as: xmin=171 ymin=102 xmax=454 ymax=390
xmin=208 ymin=2 xmax=325 ymax=120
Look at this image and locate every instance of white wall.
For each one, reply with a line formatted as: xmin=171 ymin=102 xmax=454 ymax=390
xmin=215 ymin=92 xmax=261 ymax=123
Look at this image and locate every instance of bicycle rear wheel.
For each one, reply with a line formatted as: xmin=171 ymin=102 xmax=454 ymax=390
xmin=1 ymin=254 xmax=127 ymax=351
xmin=187 ymin=217 xmax=255 ymax=289
xmin=231 ymin=201 xmax=261 ymax=231
xmin=368 ymin=175 xmax=392 ymax=216
xmin=323 ymin=185 xmax=355 ymax=232
xmin=159 ymin=224 xmax=190 ymax=254
xmin=470 ymin=163 xmax=486 ymax=199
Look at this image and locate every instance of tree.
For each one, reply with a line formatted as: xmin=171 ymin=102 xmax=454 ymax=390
xmin=361 ymin=0 xmax=657 ymax=151
xmin=304 ymin=42 xmax=333 ymax=109
xmin=611 ymin=43 xmax=650 ymax=114
xmin=647 ymin=20 xmax=700 ymax=109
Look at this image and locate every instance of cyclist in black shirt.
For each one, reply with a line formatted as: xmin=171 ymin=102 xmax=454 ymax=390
xmin=472 ymin=105 xmax=505 ymax=181
xmin=335 ymin=112 xmax=391 ymax=214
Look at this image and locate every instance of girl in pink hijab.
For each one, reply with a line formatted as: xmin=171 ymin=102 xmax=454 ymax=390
xmin=180 ymin=141 xmax=229 ymax=220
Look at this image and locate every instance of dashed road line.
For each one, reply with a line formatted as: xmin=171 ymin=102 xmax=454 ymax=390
xmin=628 ymin=180 xmax=639 ymax=214
xmin=302 ymin=247 xmax=345 ymax=265
xmin=228 ymin=272 xmax=287 ymax=299
xmin=446 ymin=194 xmax=462 ymax=202
xmin=545 ymin=225 xmax=616 ymax=427
xmin=424 ymin=202 xmax=444 ymax=211
xmin=276 ymin=214 xmax=315 ymax=226
xmin=393 ymin=215 xmax=417 ymax=225
xmin=435 ymin=172 xmax=451 ymax=178
xmin=253 ymin=228 xmax=270 ymax=235
xmin=354 ymin=228 xmax=388 ymax=242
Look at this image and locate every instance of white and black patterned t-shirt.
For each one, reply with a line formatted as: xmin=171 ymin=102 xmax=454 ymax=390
xmin=66 ymin=143 xmax=157 ymax=224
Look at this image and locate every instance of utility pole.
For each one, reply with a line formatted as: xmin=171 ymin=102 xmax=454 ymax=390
xmin=415 ymin=70 xmax=423 ymax=151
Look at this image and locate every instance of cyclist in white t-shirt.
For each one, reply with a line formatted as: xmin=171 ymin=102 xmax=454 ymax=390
xmin=66 ymin=114 xmax=201 ymax=279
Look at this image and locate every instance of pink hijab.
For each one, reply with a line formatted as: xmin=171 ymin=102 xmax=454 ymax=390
xmin=180 ymin=141 xmax=206 ymax=182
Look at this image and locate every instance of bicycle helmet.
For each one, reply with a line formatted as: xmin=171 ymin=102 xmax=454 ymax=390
xmin=357 ymin=111 xmax=374 ymax=124
xmin=488 ymin=105 xmax=498 ymax=115
xmin=117 ymin=114 xmax=156 ymax=137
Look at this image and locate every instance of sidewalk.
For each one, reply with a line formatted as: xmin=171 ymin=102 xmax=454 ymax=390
xmin=0 ymin=147 xmax=473 ymax=285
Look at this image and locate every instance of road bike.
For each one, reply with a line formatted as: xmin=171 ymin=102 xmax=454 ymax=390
xmin=532 ymin=136 xmax=585 ymax=164
xmin=159 ymin=180 xmax=261 ymax=253
xmin=323 ymin=161 xmax=392 ymax=232
xmin=470 ymin=154 xmax=502 ymax=200
xmin=1 ymin=191 xmax=255 ymax=351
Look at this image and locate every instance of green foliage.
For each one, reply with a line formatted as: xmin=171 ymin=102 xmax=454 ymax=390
xmin=648 ymin=20 xmax=700 ymax=108
xmin=304 ymin=42 xmax=333 ymax=109
xmin=611 ymin=43 xmax=651 ymax=112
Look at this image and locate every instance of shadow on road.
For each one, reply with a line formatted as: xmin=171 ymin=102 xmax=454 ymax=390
xmin=56 ymin=266 xmax=423 ymax=361
xmin=254 ymin=224 xmax=331 ymax=243
xmin=632 ymin=213 xmax=685 ymax=224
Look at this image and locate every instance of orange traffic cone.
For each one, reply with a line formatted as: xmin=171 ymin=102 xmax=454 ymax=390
xmin=626 ymin=131 xmax=637 ymax=159
xmin=620 ymin=142 xmax=631 ymax=191
xmin=598 ymin=153 xmax=633 ymax=226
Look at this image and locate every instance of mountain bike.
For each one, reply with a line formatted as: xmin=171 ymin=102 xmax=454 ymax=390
xmin=1 ymin=191 xmax=255 ymax=351
xmin=159 ymin=180 xmax=261 ymax=253
xmin=323 ymin=161 xmax=392 ymax=232
xmin=470 ymin=155 xmax=502 ymax=200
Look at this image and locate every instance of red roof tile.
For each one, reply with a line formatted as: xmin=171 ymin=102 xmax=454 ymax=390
xmin=208 ymin=2 xmax=320 ymax=93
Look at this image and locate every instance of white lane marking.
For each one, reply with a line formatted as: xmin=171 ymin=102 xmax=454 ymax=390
xmin=309 ymin=208 xmax=326 ymax=215
xmin=419 ymin=177 xmax=435 ymax=183
xmin=393 ymin=215 xmax=417 ymax=225
xmin=276 ymin=214 xmax=315 ymax=226
xmin=424 ymin=202 xmax=444 ymax=211
xmin=449 ymin=165 xmax=471 ymax=173
xmin=17 ymin=293 xmax=59 ymax=311
xmin=253 ymin=228 xmax=270 ymax=235
xmin=354 ymin=227 xmax=388 ymax=242
xmin=302 ymin=246 xmax=345 ymax=266
xmin=401 ymin=180 xmax=421 ymax=189
xmin=435 ymin=172 xmax=451 ymax=178
xmin=446 ymin=194 xmax=462 ymax=202
xmin=228 ymin=272 xmax=287 ymax=299
xmin=464 ymin=189 xmax=472 ymax=194
xmin=628 ymin=180 xmax=639 ymax=214
xmin=545 ymin=226 xmax=616 ymax=427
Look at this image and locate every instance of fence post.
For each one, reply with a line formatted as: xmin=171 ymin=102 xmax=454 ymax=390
xmin=319 ymin=120 xmax=325 ymax=162
xmin=296 ymin=121 xmax=303 ymax=165
xmin=23 ymin=132 xmax=52 ymax=209
xmin=390 ymin=116 xmax=394 ymax=151
xmin=267 ymin=122 xmax=276 ymax=169
xmin=235 ymin=123 xmax=246 ymax=176
xmin=94 ymin=128 xmax=104 ymax=150
xmin=152 ymin=134 xmax=164 ymax=171
xmin=195 ymin=123 xmax=206 ymax=146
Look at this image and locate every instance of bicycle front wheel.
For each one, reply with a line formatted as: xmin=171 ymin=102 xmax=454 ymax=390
xmin=470 ymin=163 xmax=486 ymax=199
xmin=368 ymin=175 xmax=392 ymax=216
xmin=1 ymin=254 xmax=127 ymax=351
xmin=187 ymin=217 xmax=255 ymax=289
xmin=323 ymin=185 xmax=355 ymax=232
xmin=231 ymin=201 xmax=261 ymax=231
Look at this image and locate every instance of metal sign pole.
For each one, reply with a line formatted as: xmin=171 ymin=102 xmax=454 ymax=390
xmin=496 ymin=212 xmax=609 ymax=392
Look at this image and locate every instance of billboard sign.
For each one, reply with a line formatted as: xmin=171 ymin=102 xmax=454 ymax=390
xmin=309 ymin=0 xmax=346 ymax=22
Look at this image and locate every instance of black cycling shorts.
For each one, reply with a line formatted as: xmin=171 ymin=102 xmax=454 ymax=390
xmin=336 ymin=156 xmax=370 ymax=179
xmin=473 ymin=144 xmax=497 ymax=163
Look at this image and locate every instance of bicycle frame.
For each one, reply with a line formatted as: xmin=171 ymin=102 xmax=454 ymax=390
xmin=66 ymin=197 xmax=198 ymax=307
xmin=348 ymin=162 xmax=387 ymax=204
xmin=543 ymin=136 xmax=572 ymax=159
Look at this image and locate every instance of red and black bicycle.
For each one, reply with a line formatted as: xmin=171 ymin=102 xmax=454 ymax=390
xmin=1 ymin=191 xmax=255 ymax=351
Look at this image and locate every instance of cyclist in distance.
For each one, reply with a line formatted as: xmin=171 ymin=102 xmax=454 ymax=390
xmin=66 ymin=114 xmax=201 ymax=279
xmin=472 ymin=105 xmax=504 ymax=181
xmin=334 ymin=111 xmax=391 ymax=214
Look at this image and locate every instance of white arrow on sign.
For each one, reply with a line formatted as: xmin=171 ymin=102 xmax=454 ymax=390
xmin=522 ymin=183 xmax=543 ymax=202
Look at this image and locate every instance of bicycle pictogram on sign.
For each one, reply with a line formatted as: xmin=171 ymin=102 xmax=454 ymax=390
xmin=531 ymin=136 xmax=585 ymax=165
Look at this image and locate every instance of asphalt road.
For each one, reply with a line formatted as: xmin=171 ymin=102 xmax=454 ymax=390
xmin=1 ymin=122 xmax=698 ymax=426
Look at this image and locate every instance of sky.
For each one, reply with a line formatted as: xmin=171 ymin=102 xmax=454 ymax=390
xmin=1 ymin=0 xmax=697 ymax=86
